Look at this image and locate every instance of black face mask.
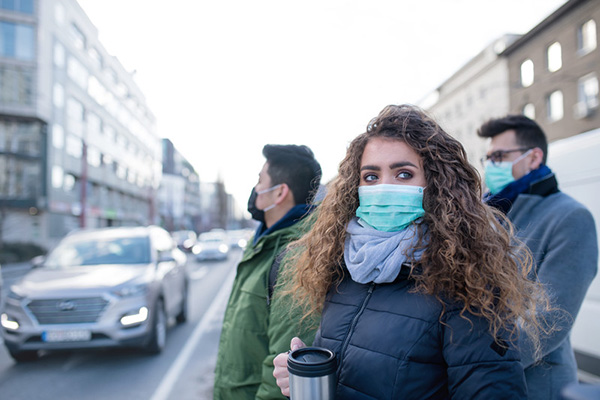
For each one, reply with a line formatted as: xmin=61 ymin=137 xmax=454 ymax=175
xmin=247 ymin=187 xmax=265 ymax=223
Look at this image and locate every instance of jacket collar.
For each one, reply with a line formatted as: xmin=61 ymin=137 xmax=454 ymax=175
xmin=253 ymin=203 xmax=314 ymax=244
xmin=526 ymin=173 xmax=559 ymax=196
xmin=484 ymin=166 xmax=558 ymax=214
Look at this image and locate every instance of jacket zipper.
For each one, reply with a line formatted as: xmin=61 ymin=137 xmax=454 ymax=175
xmin=336 ymin=283 xmax=376 ymax=378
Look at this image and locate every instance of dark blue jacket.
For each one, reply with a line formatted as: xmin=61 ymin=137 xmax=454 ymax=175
xmin=313 ymin=267 xmax=527 ymax=399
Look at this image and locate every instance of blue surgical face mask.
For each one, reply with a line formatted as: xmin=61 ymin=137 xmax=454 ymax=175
xmin=356 ymin=184 xmax=425 ymax=232
xmin=484 ymin=149 xmax=532 ymax=195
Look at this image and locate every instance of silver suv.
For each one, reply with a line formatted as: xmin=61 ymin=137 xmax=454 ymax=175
xmin=1 ymin=226 xmax=188 ymax=362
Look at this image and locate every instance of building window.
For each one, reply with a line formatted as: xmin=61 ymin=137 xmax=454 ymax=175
xmin=0 ymin=120 xmax=41 ymax=155
xmin=63 ymin=174 xmax=76 ymax=192
xmin=54 ymin=41 xmax=65 ymax=67
xmin=0 ymin=64 xmax=34 ymax=106
xmin=547 ymin=42 xmax=562 ymax=72
xmin=578 ymin=19 xmax=597 ymax=55
xmin=520 ymin=59 xmax=534 ymax=87
xmin=52 ymin=82 xmax=64 ymax=108
xmin=66 ymin=134 xmax=82 ymax=158
xmin=52 ymin=124 xmax=65 ymax=149
xmin=66 ymin=97 xmax=85 ymax=137
xmin=547 ymin=90 xmax=564 ymax=122
xmin=67 ymin=57 xmax=89 ymax=89
xmin=578 ymin=74 xmax=599 ymax=107
xmin=574 ymin=74 xmax=599 ymax=119
xmin=127 ymin=170 xmax=136 ymax=184
xmin=52 ymin=166 xmax=64 ymax=189
xmin=104 ymin=124 xmax=116 ymax=143
xmin=0 ymin=0 xmax=34 ymax=14
xmin=523 ymin=103 xmax=536 ymax=120
xmin=116 ymin=163 xmax=126 ymax=180
xmin=103 ymin=153 xmax=113 ymax=168
xmin=0 ymin=21 xmax=35 ymax=60
xmin=104 ymin=68 xmax=118 ymax=85
xmin=87 ymin=112 xmax=102 ymax=138
xmin=0 ymin=155 xmax=41 ymax=198
xmin=88 ymin=76 xmax=108 ymax=106
xmin=70 ymin=24 xmax=86 ymax=50
xmin=105 ymin=92 xmax=118 ymax=117
xmin=87 ymin=146 xmax=101 ymax=167
xmin=88 ymin=47 xmax=102 ymax=69
xmin=54 ymin=2 xmax=65 ymax=25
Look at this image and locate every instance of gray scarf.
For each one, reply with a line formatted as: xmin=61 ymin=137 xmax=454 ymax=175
xmin=344 ymin=217 xmax=424 ymax=284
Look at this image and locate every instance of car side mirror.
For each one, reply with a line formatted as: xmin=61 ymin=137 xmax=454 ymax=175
xmin=31 ymin=255 xmax=46 ymax=268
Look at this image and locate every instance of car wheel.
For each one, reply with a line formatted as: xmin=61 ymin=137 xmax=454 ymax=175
xmin=175 ymin=283 xmax=188 ymax=324
xmin=8 ymin=349 xmax=40 ymax=362
xmin=144 ymin=298 xmax=167 ymax=354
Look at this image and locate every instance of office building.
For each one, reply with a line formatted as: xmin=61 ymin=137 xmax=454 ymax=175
xmin=0 ymin=0 xmax=161 ymax=250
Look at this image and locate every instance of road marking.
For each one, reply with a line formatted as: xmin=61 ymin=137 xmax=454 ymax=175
xmin=189 ymin=266 xmax=208 ymax=280
xmin=150 ymin=266 xmax=236 ymax=400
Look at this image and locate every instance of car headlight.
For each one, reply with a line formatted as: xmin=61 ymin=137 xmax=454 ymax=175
xmin=192 ymin=244 xmax=202 ymax=254
xmin=1 ymin=313 xmax=20 ymax=330
xmin=112 ymin=284 xmax=148 ymax=298
xmin=120 ymin=307 xmax=149 ymax=326
xmin=219 ymin=244 xmax=228 ymax=253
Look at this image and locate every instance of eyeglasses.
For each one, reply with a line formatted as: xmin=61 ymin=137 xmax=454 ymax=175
xmin=481 ymin=148 xmax=531 ymax=166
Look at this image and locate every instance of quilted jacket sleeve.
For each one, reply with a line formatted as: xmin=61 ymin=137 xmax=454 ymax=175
xmin=443 ymin=309 xmax=527 ymax=399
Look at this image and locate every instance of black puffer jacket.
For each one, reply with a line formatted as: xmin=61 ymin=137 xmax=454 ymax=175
xmin=313 ymin=267 xmax=527 ymax=399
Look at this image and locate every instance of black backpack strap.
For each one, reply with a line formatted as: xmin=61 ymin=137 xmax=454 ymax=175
xmin=267 ymin=249 xmax=287 ymax=306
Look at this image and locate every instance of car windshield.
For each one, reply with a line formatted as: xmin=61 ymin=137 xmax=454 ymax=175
xmin=198 ymin=233 xmax=225 ymax=242
xmin=45 ymin=236 xmax=151 ymax=268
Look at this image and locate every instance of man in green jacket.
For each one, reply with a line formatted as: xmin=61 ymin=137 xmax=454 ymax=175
xmin=213 ymin=144 xmax=322 ymax=400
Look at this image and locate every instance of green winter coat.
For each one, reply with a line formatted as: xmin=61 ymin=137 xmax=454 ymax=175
xmin=213 ymin=214 xmax=318 ymax=400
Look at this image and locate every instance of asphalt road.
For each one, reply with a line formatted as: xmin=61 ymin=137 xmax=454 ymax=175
xmin=0 ymin=251 xmax=240 ymax=400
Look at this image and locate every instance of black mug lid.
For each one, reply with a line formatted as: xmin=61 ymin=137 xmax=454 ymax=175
xmin=287 ymin=347 xmax=337 ymax=377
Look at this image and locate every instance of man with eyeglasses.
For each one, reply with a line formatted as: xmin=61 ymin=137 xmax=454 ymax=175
xmin=478 ymin=115 xmax=598 ymax=400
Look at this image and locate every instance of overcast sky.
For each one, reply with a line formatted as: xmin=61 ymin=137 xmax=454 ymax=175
xmin=76 ymin=0 xmax=567 ymax=210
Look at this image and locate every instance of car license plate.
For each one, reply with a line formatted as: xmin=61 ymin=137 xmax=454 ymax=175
xmin=42 ymin=330 xmax=92 ymax=342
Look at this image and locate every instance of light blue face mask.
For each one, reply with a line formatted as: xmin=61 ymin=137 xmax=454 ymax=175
xmin=356 ymin=184 xmax=425 ymax=232
xmin=484 ymin=149 xmax=532 ymax=194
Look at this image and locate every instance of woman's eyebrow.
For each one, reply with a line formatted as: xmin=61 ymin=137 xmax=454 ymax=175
xmin=390 ymin=161 xmax=417 ymax=169
xmin=360 ymin=165 xmax=381 ymax=171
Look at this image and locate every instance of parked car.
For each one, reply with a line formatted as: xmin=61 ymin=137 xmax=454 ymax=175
xmin=0 ymin=226 xmax=188 ymax=362
xmin=171 ymin=230 xmax=197 ymax=253
xmin=192 ymin=231 xmax=230 ymax=261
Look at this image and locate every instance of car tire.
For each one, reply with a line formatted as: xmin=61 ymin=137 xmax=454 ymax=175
xmin=175 ymin=283 xmax=188 ymax=324
xmin=8 ymin=349 xmax=39 ymax=362
xmin=144 ymin=298 xmax=167 ymax=354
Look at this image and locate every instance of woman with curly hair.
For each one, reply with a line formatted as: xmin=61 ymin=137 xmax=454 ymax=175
xmin=272 ymin=104 xmax=550 ymax=399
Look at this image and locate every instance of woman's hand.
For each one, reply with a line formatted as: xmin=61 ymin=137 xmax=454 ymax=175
xmin=273 ymin=337 xmax=306 ymax=397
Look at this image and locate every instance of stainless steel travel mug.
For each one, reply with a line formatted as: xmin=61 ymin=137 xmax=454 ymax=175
xmin=287 ymin=347 xmax=336 ymax=400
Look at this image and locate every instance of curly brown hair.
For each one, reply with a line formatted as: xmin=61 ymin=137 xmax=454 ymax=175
xmin=281 ymin=104 xmax=550 ymax=350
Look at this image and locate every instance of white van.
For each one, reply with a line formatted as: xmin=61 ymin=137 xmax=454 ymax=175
xmin=548 ymin=128 xmax=600 ymax=382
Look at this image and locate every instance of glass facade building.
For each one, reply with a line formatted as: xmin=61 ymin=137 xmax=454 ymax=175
xmin=0 ymin=0 xmax=162 ymax=250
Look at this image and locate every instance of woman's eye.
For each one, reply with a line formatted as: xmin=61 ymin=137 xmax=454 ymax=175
xmin=363 ymin=173 xmax=378 ymax=182
xmin=397 ymin=171 xmax=413 ymax=179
